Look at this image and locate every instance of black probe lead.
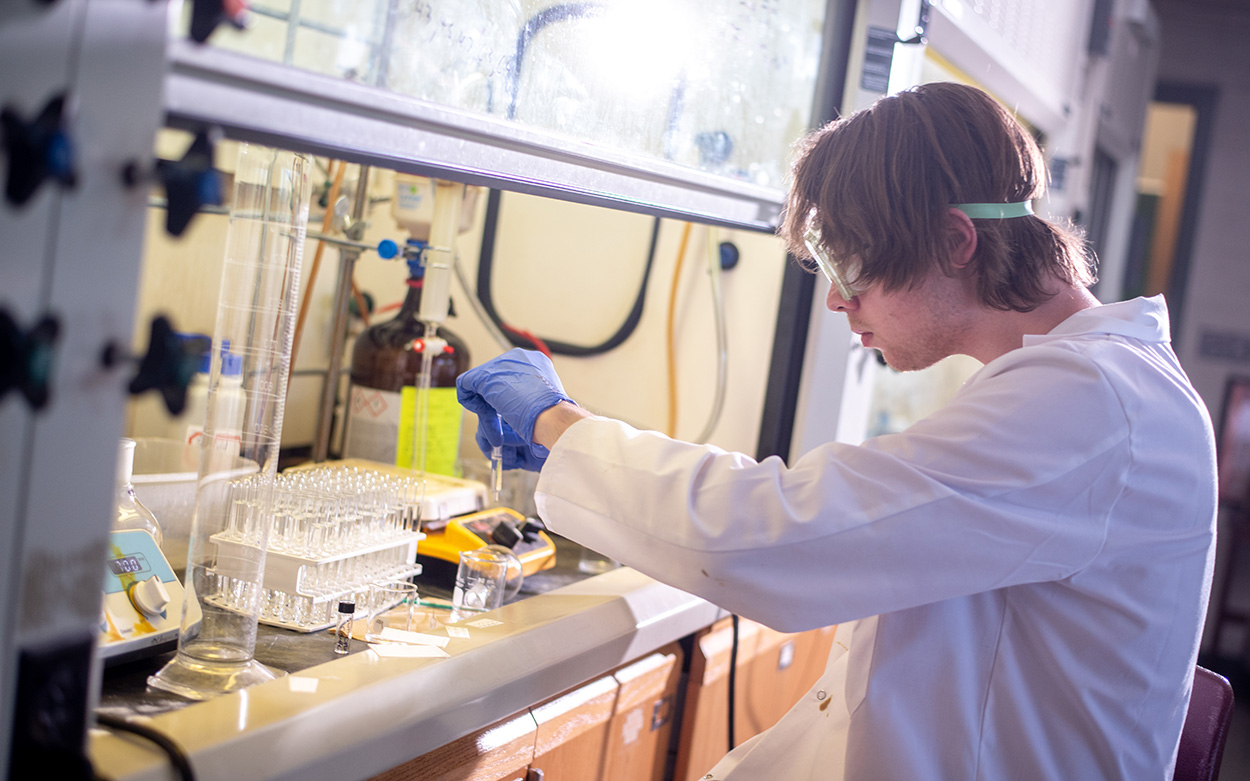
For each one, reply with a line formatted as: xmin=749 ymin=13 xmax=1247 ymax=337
xmin=94 ymin=712 xmax=195 ymax=781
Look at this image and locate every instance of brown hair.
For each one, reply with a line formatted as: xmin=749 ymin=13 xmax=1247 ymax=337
xmin=780 ymin=82 xmax=1096 ymax=311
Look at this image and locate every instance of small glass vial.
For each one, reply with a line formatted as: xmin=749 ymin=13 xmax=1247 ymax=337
xmin=334 ymin=600 xmax=355 ymax=655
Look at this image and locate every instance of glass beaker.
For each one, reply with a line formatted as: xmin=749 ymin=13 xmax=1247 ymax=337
xmin=451 ymin=547 xmax=518 ymax=621
xmin=365 ymin=579 xmax=418 ymax=642
xmin=149 ymin=144 xmax=311 ymax=700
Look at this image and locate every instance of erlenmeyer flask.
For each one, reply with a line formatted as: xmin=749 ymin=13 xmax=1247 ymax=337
xmin=149 ymin=143 xmax=311 ymax=700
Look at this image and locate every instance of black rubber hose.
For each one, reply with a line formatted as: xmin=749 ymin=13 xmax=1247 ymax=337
xmin=95 ymin=713 xmax=195 ymax=781
xmin=475 ymin=189 xmax=661 ymax=357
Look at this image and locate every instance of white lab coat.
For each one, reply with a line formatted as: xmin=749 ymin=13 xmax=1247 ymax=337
xmin=534 ymin=296 xmax=1216 ymax=780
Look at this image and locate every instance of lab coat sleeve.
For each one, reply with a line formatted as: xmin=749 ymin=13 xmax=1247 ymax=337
xmin=535 ymin=344 xmax=1130 ymax=632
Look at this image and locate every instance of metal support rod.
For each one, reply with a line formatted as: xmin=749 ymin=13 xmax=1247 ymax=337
xmin=312 ymin=166 xmax=371 ymax=461
xmin=304 ymin=230 xmax=377 ymax=253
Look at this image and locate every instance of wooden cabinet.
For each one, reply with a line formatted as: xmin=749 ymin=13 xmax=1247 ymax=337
xmin=371 ymin=711 xmax=537 ymax=781
xmin=371 ymin=673 xmax=623 ymax=781
xmin=529 ymin=675 xmax=619 ymax=779
xmin=601 ymin=644 xmax=683 ymax=781
xmin=373 ymin=622 xmax=830 ymax=781
xmin=673 ymin=618 xmax=835 ymax=781
xmin=673 ymin=618 xmax=760 ymax=781
xmin=738 ymin=623 xmax=836 ymax=738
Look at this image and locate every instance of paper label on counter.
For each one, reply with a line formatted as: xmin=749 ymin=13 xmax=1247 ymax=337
xmin=369 ymin=643 xmax=450 ymax=659
xmin=376 ymin=627 xmax=450 ymax=648
xmin=465 ymin=618 xmax=503 ymax=628
xmin=445 ymin=626 xmax=470 ymax=639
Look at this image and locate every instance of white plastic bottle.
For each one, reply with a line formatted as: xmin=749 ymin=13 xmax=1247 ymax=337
xmin=175 ymin=346 xmax=246 ymax=462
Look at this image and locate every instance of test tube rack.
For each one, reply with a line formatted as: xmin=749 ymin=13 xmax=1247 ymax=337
xmin=208 ymin=530 xmax=423 ymax=632
xmin=203 ymin=462 xmax=430 ymax=633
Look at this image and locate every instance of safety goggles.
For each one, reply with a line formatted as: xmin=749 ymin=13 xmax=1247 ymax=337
xmin=802 ymin=201 xmax=1033 ymax=299
xmin=802 ymin=225 xmax=863 ymax=300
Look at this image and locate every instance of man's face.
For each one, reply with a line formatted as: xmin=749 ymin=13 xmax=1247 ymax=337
xmin=825 ymin=265 xmax=976 ymax=372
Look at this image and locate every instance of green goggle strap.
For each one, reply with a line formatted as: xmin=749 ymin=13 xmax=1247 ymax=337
xmin=951 ymin=201 xmax=1034 ymax=219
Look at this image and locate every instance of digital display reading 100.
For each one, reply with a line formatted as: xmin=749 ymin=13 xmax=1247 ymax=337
xmin=108 ymin=556 xmax=143 ymax=576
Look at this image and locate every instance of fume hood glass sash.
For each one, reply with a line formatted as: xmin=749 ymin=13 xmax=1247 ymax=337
xmin=167 ymin=0 xmax=830 ymax=231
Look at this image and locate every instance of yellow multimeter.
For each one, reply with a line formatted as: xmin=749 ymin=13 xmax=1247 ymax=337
xmin=418 ymin=507 xmax=557 ymax=586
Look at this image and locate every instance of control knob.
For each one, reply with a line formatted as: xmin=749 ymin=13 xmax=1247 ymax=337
xmin=129 ymin=576 xmax=171 ymax=619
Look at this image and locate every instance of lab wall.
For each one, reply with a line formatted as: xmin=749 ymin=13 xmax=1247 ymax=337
xmin=126 ymin=148 xmax=790 ymax=478
xmin=1150 ymin=1 xmax=1250 ymax=660
xmin=1151 ymin=1 xmax=1250 ymax=421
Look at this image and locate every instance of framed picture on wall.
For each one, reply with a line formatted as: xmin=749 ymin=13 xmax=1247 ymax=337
xmin=1216 ymin=375 xmax=1250 ymax=507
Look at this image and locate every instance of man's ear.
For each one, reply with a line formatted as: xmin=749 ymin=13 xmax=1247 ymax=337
xmin=945 ymin=207 xmax=978 ymax=270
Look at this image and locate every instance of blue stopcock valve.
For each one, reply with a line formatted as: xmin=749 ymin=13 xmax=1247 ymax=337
xmin=376 ymin=239 xmax=400 ymax=259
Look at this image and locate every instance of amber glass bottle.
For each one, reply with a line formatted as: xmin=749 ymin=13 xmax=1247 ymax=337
xmin=342 ymin=255 xmax=469 ymax=475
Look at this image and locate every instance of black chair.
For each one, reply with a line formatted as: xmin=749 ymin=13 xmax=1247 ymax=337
xmin=1174 ymin=665 xmax=1235 ymax=781
xmin=1210 ymin=376 xmax=1250 ymax=657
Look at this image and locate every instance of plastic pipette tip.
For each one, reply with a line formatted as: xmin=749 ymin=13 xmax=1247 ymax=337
xmin=490 ymin=451 xmax=503 ymax=503
xmin=490 ymin=414 xmax=504 ymax=503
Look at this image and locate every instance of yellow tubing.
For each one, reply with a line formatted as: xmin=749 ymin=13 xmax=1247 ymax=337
xmin=665 ymin=222 xmax=693 ymax=438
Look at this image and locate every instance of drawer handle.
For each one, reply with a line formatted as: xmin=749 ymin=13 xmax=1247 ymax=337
xmin=651 ymin=695 xmax=673 ymax=731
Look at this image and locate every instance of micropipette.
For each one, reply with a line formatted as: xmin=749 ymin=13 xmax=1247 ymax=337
xmin=490 ymin=414 xmax=504 ymax=504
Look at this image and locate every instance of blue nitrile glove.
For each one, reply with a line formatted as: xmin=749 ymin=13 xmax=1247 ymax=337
xmin=456 ymin=348 xmax=576 ymax=471
xmin=473 ymin=416 xmax=540 ymax=471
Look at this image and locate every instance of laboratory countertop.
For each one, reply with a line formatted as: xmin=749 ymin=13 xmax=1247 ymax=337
xmin=89 ymin=537 xmax=724 ymax=781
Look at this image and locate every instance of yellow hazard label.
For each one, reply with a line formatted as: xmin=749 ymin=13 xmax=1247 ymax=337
xmin=397 ymin=386 xmax=463 ymax=476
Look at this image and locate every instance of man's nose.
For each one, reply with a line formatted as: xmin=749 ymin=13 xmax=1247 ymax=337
xmin=826 ymin=284 xmax=859 ymax=312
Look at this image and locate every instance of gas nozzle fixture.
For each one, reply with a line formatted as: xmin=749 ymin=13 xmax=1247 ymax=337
xmin=101 ymin=316 xmax=201 ymax=417
xmin=123 ymin=129 xmax=224 ymax=238
xmin=1 ymin=92 xmax=77 ymax=207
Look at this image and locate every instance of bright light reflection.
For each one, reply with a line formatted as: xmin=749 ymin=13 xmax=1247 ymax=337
xmin=336 ymin=27 xmax=370 ymax=77
xmin=578 ymin=1 xmax=699 ymax=104
xmin=236 ymin=688 xmax=249 ymax=732
xmin=938 ymin=0 xmax=965 ymax=21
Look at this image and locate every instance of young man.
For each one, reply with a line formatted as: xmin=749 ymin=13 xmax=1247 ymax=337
xmin=457 ymin=82 xmax=1217 ymax=779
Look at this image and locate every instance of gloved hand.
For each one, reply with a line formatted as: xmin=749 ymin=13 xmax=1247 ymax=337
xmin=472 ymin=416 xmax=542 ymax=472
xmin=456 ymin=348 xmax=576 ymax=471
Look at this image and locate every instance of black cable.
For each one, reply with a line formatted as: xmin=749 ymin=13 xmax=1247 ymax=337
xmin=479 ymin=1 xmax=672 ymax=357
xmin=728 ymin=613 xmax=740 ymax=751
xmin=475 ymin=189 xmax=662 ymax=356
xmin=95 ymin=713 xmax=195 ymax=781
xmin=497 ymin=2 xmax=606 ymax=120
